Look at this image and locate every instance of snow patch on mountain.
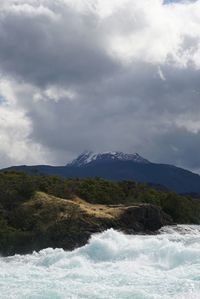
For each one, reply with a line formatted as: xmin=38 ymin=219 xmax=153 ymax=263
xmin=68 ymin=151 xmax=150 ymax=166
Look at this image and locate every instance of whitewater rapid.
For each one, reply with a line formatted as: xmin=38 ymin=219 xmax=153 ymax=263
xmin=1 ymin=226 xmax=200 ymax=299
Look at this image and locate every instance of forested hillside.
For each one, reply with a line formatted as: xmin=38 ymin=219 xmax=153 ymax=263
xmin=0 ymin=171 xmax=200 ymax=255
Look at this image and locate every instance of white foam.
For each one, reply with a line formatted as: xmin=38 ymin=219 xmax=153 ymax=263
xmin=1 ymin=226 xmax=200 ymax=298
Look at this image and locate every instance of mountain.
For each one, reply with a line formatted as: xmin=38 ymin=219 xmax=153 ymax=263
xmin=2 ymin=151 xmax=200 ymax=194
xmin=68 ymin=151 xmax=150 ymax=166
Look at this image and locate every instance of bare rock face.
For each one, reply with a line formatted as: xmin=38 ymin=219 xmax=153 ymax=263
xmin=1 ymin=192 xmax=173 ymax=256
xmin=118 ymin=205 xmax=172 ymax=233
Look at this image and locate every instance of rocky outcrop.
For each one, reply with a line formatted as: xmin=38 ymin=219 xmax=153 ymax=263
xmin=0 ymin=192 xmax=172 ymax=256
xmin=118 ymin=204 xmax=172 ymax=232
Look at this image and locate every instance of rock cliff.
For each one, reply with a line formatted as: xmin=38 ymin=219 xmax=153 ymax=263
xmin=0 ymin=192 xmax=172 ymax=256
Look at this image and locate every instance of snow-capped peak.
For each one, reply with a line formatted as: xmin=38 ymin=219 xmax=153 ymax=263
xmin=68 ymin=151 xmax=150 ymax=166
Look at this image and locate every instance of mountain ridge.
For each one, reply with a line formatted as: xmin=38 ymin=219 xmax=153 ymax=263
xmin=68 ymin=151 xmax=150 ymax=166
xmin=2 ymin=151 xmax=200 ymax=194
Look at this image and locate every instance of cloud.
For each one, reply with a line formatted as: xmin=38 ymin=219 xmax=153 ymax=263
xmin=0 ymin=0 xmax=200 ymax=171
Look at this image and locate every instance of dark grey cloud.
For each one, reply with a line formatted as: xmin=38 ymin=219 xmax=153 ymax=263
xmin=0 ymin=2 xmax=118 ymax=87
xmin=0 ymin=0 xmax=200 ymax=172
xmin=145 ymin=127 xmax=200 ymax=171
xmin=26 ymin=62 xmax=200 ymax=169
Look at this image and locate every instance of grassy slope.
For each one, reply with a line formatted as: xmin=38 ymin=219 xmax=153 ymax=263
xmin=0 ymin=172 xmax=200 ymax=255
xmin=0 ymin=191 xmax=168 ymax=255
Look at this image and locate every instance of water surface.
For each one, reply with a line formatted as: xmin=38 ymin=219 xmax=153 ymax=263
xmin=1 ymin=225 xmax=200 ymax=299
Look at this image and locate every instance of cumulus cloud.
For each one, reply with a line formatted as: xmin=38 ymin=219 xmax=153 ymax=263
xmin=0 ymin=0 xmax=200 ymax=171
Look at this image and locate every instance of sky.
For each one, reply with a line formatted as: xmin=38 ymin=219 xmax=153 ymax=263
xmin=0 ymin=0 xmax=200 ymax=172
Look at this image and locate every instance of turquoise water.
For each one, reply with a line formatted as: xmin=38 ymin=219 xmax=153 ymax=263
xmin=1 ymin=226 xmax=200 ymax=299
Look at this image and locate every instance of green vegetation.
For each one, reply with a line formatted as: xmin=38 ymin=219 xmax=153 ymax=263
xmin=63 ymin=178 xmax=200 ymax=223
xmin=0 ymin=171 xmax=200 ymax=255
xmin=0 ymin=171 xmax=200 ymax=222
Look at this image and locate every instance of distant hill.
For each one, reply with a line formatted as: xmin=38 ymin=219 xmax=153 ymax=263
xmin=2 ymin=151 xmax=200 ymax=194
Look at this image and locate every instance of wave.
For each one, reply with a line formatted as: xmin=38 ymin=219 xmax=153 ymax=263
xmin=1 ymin=226 xmax=200 ymax=299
